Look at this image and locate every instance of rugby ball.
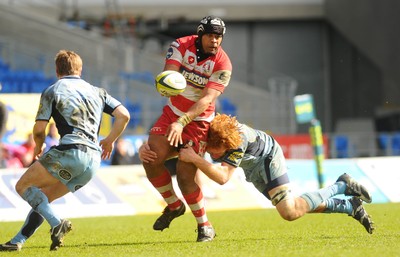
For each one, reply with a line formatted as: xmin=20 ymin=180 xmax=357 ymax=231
xmin=155 ymin=70 xmax=186 ymax=97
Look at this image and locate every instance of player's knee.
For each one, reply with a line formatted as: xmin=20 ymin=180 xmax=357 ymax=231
xmin=142 ymin=157 xmax=164 ymax=169
xmin=278 ymin=210 xmax=299 ymax=221
xmin=15 ymin=180 xmax=27 ymax=196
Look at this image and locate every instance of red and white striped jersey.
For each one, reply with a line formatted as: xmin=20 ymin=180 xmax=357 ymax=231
xmin=165 ymin=35 xmax=232 ymax=122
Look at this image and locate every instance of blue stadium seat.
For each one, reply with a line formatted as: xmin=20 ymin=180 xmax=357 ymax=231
xmin=377 ymin=133 xmax=391 ymax=155
xmin=334 ymin=135 xmax=349 ymax=158
xmin=219 ymin=97 xmax=237 ymax=116
xmin=119 ymin=71 xmax=154 ymax=85
xmin=0 ymin=80 xmax=16 ymax=93
xmin=125 ymin=102 xmax=142 ymax=129
xmin=391 ymin=133 xmax=400 ymax=155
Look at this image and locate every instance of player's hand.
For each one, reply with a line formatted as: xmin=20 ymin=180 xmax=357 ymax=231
xmin=99 ymin=138 xmax=114 ymax=160
xmin=166 ymin=122 xmax=183 ymax=147
xmin=178 ymin=145 xmax=197 ymax=163
xmin=138 ymin=143 xmax=157 ymax=163
xmin=33 ymin=143 xmax=46 ymax=160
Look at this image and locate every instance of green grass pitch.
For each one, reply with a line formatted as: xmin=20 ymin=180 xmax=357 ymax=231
xmin=1 ymin=203 xmax=399 ymax=257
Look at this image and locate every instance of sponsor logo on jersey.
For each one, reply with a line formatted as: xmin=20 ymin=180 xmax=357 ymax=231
xmin=216 ymin=70 xmax=231 ymax=85
xmin=166 ymin=47 xmax=173 ymax=59
xmin=227 ymin=151 xmax=244 ymax=164
xmin=181 ymin=70 xmax=209 ymax=88
xmin=59 ymin=169 xmax=72 ymax=180
xmin=188 ymin=56 xmax=195 ymax=64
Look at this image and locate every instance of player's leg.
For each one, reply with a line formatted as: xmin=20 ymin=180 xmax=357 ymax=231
xmin=320 ymin=197 xmax=374 ymax=234
xmin=15 ymin=161 xmax=65 ymax=229
xmin=0 ymin=210 xmax=43 ymax=252
xmin=144 ymin=112 xmax=185 ymax=231
xmin=177 ymin=160 xmax=215 ymax=242
xmin=0 ymin=182 xmax=70 ymax=252
xmin=15 ymin=161 xmax=72 ymax=251
xmin=299 ymin=182 xmax=347 ymax=212
xmin=336 ymin=173 xmax=372 ymax=203
xmin=261 ymin=141 xmax=342 ymax=220
xmin=151 ymin=157 xmax=186 ymax=231
xmin=261 ymin=141 xmax=305 ymax=220
xmin=146 ymin=145 xmax=186 ymax=231
xmin=269 ymin=185 xmax=308 ymax=221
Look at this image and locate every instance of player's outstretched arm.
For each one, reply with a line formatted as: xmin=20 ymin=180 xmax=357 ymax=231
xmin=179 ymin=146 xmax=235 ymax=185
xmin=100 ymin=105 xmax=130 ymax=160
xmin=167 ymin=87 xmax=221 ymax=147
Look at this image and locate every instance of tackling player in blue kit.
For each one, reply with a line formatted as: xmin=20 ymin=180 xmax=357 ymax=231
xmin=140 ymin=114 xmax=375 ymax=235
xmin=0 ymin=50 xmax=130 ymax=252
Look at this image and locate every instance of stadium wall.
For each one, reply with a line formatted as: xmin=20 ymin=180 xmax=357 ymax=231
xmin=0 ymin=157 xmax=397 ymax=222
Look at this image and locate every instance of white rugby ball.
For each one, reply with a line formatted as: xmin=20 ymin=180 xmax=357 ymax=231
xmin=155 ymin=70 xmax=186 ymax=97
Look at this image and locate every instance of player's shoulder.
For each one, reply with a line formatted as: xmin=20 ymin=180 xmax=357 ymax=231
xmin=174 ymin=35 xmax=197 ymax=48
xmin=41 ymin=81 xmax=59 ymax=96
xmin=212 ymin=49 xmax=232 ymax=71
xmin=216 ymin=47 xmax=231 ymax=62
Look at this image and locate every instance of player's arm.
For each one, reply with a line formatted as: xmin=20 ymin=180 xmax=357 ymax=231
xmin=167 ymin=87 xmax=221 ymax=147
xmin=99 ymin=105 xmax=130 ymax=160
xmin=178 ymin=146 xmax=235 ymax=185
xmin=163 ymin=63 xmax=180 ymax=72
xmin=32 ymin=120 xmax=49 ymax=159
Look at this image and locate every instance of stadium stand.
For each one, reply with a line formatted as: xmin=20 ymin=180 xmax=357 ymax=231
xmin=1 ymin=1 xmax=399 ymax=159
xmin=0 ymin=57 xmax=56 ymax=93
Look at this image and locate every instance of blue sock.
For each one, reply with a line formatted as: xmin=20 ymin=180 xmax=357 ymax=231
xmin=10 ymin=209 xmax=44 ymax=245
xmin=22 ymin=187 xmax=61 ymax=228
xmin=323 ymin=198 xmax=353 ymax=214
xmin=300 ymin=182 xmax=347 ymax=211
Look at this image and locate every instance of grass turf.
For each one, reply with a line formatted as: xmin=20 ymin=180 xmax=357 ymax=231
xmin=1 ymin=203 xmax=399 ymax=257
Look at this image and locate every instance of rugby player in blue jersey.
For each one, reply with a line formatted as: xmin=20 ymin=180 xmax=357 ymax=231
xmin=140 ymin=114 xmax=375 ymax=235
xmin=0 ymin=50 xmax=130 ymax=252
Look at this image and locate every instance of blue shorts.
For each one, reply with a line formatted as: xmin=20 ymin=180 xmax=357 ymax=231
xmin=39 ymin=144 xmax=101 ymax=192
xmin=248 ymin=139 xmax=290 ymax=199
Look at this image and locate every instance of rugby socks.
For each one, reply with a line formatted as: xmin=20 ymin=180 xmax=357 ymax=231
xmin=10 ymin=209 xmax=44 ymax=245
xmin=148 ymin=170 xmax=182 ymax=210
xmin=300 ymin=181 xmax=346 ymax=211
xmin=323 ymin=198 xmax=352 ymax=214
xmin=21 ymin=186 xmax=61 ymax=228
xmin=183 ymin=187 xmax=211 ymax=227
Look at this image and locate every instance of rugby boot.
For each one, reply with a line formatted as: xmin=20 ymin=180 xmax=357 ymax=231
xmin=153 ymin=201 xmax=186 ymax=231
xmin=336 ymin=173 xmax=372 ymax=203
xmin=0 ymin=241 xmax=22 ymax=252
xmin=50 ymin=219 xmax=72 ymax=251
xmin=349 ymin=196 xmax=375 ymax=234
xmin=196 ymin=225 xmax=216 ymax=242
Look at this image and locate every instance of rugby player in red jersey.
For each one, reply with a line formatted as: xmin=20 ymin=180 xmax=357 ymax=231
xmin=142 ymin=16 xmax=232 ymax=242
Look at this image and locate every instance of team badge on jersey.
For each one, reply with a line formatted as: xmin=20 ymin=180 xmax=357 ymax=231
xmin=58 ymin=169 xmax=72 ymax=180
xmin=202 ymin=61 xmax=212 ymax=74
xmin=183 ymin=52 xmax=197 ymax=69
xmin=217 ymin=71 xmax=231 ymax=84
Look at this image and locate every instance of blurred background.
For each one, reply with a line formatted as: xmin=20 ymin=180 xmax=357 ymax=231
xmin=0 ymin=0 xmax=399 ymax=163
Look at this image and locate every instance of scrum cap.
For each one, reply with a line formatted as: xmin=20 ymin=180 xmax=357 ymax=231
xmin=197 ymin=16 xmax=226 ymax=37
